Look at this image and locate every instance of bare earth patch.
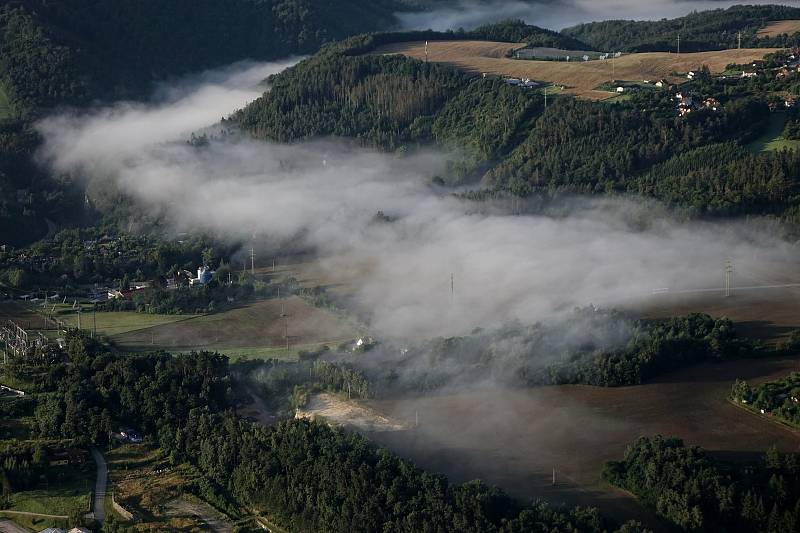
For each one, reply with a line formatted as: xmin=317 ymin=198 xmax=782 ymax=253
xmin=373 ymin=40 xmax=778 ymax=99
xmin=296 ymin=392 xmax=407 ymax=432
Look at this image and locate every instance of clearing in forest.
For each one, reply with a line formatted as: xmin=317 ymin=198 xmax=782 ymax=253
xmin=373 ymin=40 xmax=778 ymax=100
xmin=757 ymin=20 xmax=800 ymax=38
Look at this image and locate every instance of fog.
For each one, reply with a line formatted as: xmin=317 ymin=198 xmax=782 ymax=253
xmin=37 ymin=60 xmax=797 ymax=340
xmin=396 ymin=0 xmax=800 ymax=31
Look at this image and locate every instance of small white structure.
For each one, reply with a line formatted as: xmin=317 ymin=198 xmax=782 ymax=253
xmin=616 ymin=86 xmax=625 ymax=93
xmin=189 ymin=266 xmax=214 ymax=286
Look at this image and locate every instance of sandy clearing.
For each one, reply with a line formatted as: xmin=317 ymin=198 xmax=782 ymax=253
xmin=296 ymin=392 xmax=407 ymax=432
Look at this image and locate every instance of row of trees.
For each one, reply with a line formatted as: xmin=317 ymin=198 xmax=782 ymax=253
xmin=355 ymin=311 xmax=758 ymax=394
xmin=604 ymin=436 xmax=800 ymax=532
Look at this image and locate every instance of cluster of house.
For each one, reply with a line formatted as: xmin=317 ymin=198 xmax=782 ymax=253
xmin=166 ymin=265 xmax=215 ymax=290
xmin=673 ymin=92 xmax=722 ymax=117
xmin=768 ymin=96 xmax=797 ymax=112
xmin=503 ymin=77 xmax=540 ymax=89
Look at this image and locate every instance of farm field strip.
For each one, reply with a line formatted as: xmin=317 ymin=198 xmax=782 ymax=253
xmin=757 ymin=19 xmax=800 ymax=38
xmin=373 ymin=41 xmax=778 ymax=99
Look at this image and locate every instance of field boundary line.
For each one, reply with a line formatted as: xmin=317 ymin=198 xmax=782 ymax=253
xmin=727 ymin=398 xmax=800 ymax=435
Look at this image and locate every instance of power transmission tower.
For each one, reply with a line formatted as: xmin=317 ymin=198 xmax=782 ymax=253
xmin=724 ymin=259 xmax=735 ymax=297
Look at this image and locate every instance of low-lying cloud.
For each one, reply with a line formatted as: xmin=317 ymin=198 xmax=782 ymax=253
xmin=37 ymin=60 xmax=798 ymax=340
xmin=397 ymin=0 xmax=800 ymax=31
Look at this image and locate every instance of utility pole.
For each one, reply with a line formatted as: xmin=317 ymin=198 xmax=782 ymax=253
xmin=77 ymin=308 xmax=81 ymax=330
xmin=250 ymin=247 xmax=255 ymax=275
xmin=724 ymin=260 xmax=735 ymax=297
xmin=425 ymin=41 xmax=429 ymax=63
xmin=737 ymin=31 xmax=742 ymax=50
xmin=450 ymin=272 xmax=454 ymax=303
xmin=553 ymin=467 xmax=557 ymax=486
xmin=677 ymin=33 xmax=681 ymax=55
xmin=93 ymin=302 xmax=97 ymax=338
xmin=544 ymin=85 xmax=548 ymax=109
xmin=285 ymin=316 xmax=289 ymax=351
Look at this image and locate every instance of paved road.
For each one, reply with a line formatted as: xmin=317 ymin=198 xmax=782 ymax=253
xmin=90 ymin=446 xmax=107 ymax=522
xmin=0 ymin=518 xmax=32 ymax=533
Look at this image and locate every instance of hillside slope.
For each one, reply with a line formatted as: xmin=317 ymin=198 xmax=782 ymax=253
xmin=562 ymin=4 xmax=800 ymax=52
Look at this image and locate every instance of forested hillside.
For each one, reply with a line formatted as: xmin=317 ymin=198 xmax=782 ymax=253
xmin=236 ymin=31 xmax=800 ymax=221
xmin=0 ymin=0 xmax=406 ymax=246
xmin=562 ymin=5 xmax=800 ymax=52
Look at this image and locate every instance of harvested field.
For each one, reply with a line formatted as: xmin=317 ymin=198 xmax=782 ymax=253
xmin=368 ymin=356 xmax=800 ymax=530
xmin=634 ymin=259 xmax=800 ymax=344
xmin=112 ymin=296 xmax=357 ymax=355
xmin=758 ymin=20 xmax=800 ymax=38
xmin=373 ymin=40 xmax=778 ymax=99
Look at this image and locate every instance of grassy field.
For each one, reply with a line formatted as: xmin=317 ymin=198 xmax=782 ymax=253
xmin=5 ymin=464 xmax=92 ymax=517
xmin=747 ymin=113 xmax=800 ymax=152
xmin=53 ymin=303 xmax=200 ymax=336
xmin=373 ymin=41 xmax=778 ymax=100
xmin=757 ymin=19 xmax=800 ymax=38
xmin=110 ymin=297 xmax=359 ymax=358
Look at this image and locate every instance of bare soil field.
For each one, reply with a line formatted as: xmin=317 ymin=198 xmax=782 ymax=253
xmin=368 ymin=356 xmax=800 ymax=530
xmin=758 ymin=20 xmax=800 ymax=38
xmin=112 ymin=296 xmax=357 ymax=354
xmin=634 ymin=259 xmax=800 ymax=344
xmin=373 ymin=41 xmax=778 ymax=99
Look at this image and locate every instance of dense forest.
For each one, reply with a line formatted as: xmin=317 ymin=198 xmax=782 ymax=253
xmin=0 ymin=0 xmax=411 ymax=246
xmin=9 ymin=330 xmax=649 ymax=533
xmin=562 ymin=5 xmax=800 ymax=52
xmin=604 ymin=436 xmax=800 ymax=533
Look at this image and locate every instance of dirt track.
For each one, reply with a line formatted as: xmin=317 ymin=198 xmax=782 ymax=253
xmin=374 ymin=41 xmax=778 ymax=99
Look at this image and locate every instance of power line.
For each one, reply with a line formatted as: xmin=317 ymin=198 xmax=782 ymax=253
xmin=724 ymin=259 xmax=735 ymax=297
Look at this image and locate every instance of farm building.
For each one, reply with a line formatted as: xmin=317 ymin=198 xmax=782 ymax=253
xmin=189 ymin=265 xmax=215 ymax=286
